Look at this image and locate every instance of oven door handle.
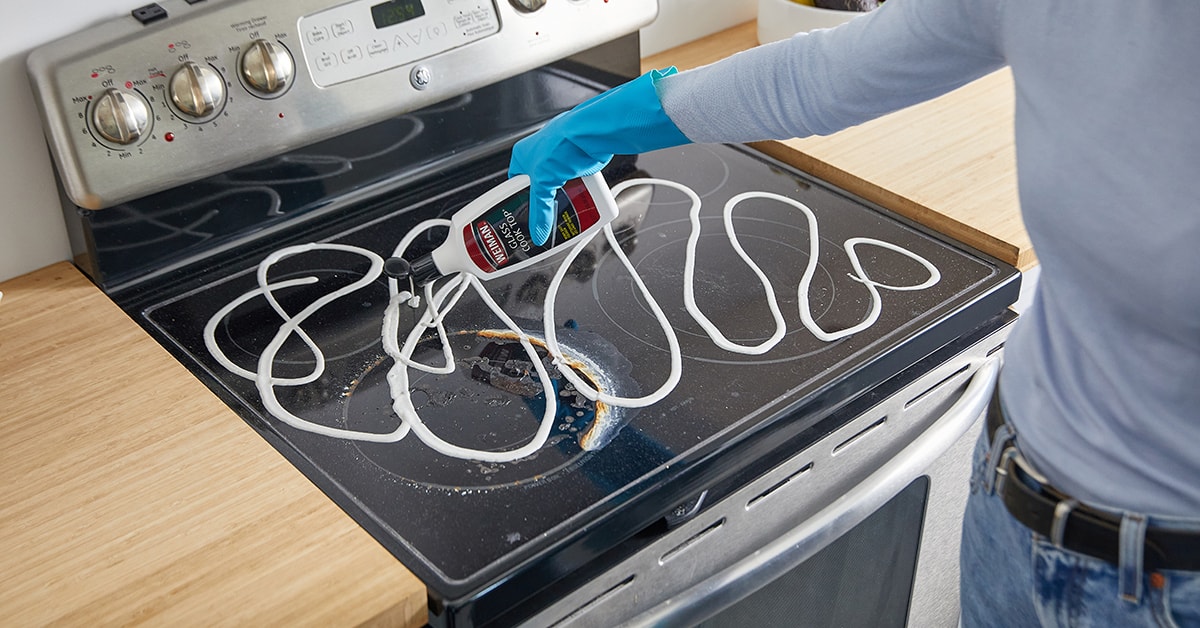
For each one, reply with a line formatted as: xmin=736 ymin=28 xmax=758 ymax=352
xmin=627 ymin=357 xmax=999 ymax=627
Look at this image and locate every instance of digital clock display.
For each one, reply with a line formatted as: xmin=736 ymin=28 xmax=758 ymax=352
xmin=370 ymin=0 xmax=426 ymax=29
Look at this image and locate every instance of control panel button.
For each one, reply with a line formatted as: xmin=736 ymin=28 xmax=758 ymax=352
xmin=366 ymin=39 xmax=388 ymax=57
xmin=340 ymin=46 xmax=363 ymax=64
xmin=170 ymin=61 xmax=225 ymax=119
xmin=331 ymin=20 xmax=355 ymax=38
xmin=306 ymin=26 xmax=330 ymax=45
xmin=92 ymin=88 xmax=150 ymax=145
xmin=241 ymin=39 xmax=295 ymax=96
xmin=315 ymin=52 xmax=338 ymax=71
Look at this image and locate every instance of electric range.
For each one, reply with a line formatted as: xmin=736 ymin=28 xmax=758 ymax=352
xmin=27 ymin=1 xmax=1019 ymax=625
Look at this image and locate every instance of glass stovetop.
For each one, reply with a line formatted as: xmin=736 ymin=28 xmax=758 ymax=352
xmin=136 ymin=139 xmax=1017 ymax=611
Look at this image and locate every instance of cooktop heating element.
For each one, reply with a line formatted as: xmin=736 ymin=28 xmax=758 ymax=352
xmin=137 ymin=137 xmax=1017 ymax=619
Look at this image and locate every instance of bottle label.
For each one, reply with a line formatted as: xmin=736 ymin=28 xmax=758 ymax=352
xmin=463 ymin=178 xmax=600 ymax=274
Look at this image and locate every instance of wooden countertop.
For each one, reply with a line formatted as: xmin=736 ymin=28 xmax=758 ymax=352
xmin=0 ymin=263 xmax=425 ymax=626
xmin=0 ymin=21 xmax=1027 ymax=626
xmin=643 ymin=21 xmax=1033 ymax=271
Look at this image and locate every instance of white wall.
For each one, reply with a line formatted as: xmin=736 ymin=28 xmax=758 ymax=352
xmin=640 ymin=0 xmax=756 ymax=57
xmin=0 ymin=2 xmax=131 ymax=283
xmin=0 ymin=0 xmax=755 ymax=283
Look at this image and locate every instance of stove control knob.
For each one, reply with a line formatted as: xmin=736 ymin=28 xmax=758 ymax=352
xmin=241 ymin=39 xmax=294 ymax=96
xmin=91 ymin=88 xmax=150 ymax=145
xmin=509 ymin=0 xmax=546 ymax=12
xmin=170 ymin=61 xmax=225 ymax=119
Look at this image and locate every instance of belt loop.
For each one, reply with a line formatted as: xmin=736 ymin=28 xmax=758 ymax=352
xmin=1118 ymin=512 xmax=1148 ymax=603
xmin=984 ymin=423 xmax=1015 ymax=495
xmin=1050 ymin=499 xmax=1078 ymax=548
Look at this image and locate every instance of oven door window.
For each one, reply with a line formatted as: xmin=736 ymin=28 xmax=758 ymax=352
xmin=699 ymin=476 xmax=930 ymax=628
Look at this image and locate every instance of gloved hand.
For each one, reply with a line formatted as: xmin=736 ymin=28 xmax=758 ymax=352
xmin=509 ymin=67 xmax=692 ymax=245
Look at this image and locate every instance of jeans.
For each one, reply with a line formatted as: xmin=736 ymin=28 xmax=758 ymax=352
xmin=959 ymin=429 xmax=1200 ymax=627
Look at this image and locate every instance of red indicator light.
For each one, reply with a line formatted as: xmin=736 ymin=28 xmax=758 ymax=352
xmin=278 ymin=113 xmax=285 ymax=119
xmin=125 ymin=81 xmax=133 ymax=89
xmin=164 ymin=132 xmax=175 ymax=142
xmin=168 ymin=44 xmax=175 ymax=49
xmin=90 ymin=72 xmax=99 ymax=78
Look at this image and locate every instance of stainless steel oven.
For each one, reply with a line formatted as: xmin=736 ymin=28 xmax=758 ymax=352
xmin=27 ymin=1 xmax=1019 ymax=625
xmin=535 ymin=325 xmax=1010 ymax=627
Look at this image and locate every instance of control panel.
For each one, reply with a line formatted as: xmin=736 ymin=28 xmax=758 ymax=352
xmin=27 ymin=0 xmax=658 ymax=209
xmin=299 ymin=0 xmax=499 ymax=87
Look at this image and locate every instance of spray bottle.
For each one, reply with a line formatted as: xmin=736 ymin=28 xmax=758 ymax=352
xmin=384 ymin=172 xmax=620 ymax=285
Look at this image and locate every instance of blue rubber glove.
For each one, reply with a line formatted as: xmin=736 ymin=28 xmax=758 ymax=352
xmin=509 ymin=67 xmax=692 ymax=246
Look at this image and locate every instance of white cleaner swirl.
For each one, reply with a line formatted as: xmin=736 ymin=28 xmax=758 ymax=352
xmin=205 ymin=178 xmax=941 ymax=462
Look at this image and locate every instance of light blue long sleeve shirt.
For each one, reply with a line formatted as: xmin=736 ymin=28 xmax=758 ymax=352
xmin=658 ymin=0 xmax=1200 ymax=518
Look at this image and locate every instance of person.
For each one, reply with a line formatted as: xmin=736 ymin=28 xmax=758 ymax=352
xmin=508 ymin=0 xmax=1200 ymax=625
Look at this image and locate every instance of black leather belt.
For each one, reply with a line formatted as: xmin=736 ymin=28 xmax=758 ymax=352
xmin=986 ymin=389 xmax=1200 ymax=572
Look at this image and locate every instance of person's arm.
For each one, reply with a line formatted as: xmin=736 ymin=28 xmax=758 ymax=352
xmin=508 ymin=68 xmax=691 ymax=245
xmin=660 ymin=0 xmax=1006 ymax=142
xmin=510 ymin=0 xmax=1007 ymax=243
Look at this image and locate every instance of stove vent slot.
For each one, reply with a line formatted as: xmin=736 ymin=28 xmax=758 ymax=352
xmin=550 ymin=575 xmax=636 ymax=627
xmin=660 ymin=518 xmax=725 ymax=565
xmin=904 ymin=364 xmax=970 ymax=410
xmin=832 ymin=417 xmax=887 ymax=456
xmin=987 ymin=341 xmax=1006 ymax=357
xmin=747 ymin=462 xmax=813 ymax=510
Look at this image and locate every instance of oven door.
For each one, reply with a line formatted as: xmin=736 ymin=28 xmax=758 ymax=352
xmin=527 ymin=314 xmax=1011 ymax=627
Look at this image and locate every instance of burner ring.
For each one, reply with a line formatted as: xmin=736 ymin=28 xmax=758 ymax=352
xmin=591 ymin=215 xmax=853 ymax=365
xmin=215 ymin=267 xmax=390 ymax=373
xmin=341 ymin=329 xmax=630 ymax=492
